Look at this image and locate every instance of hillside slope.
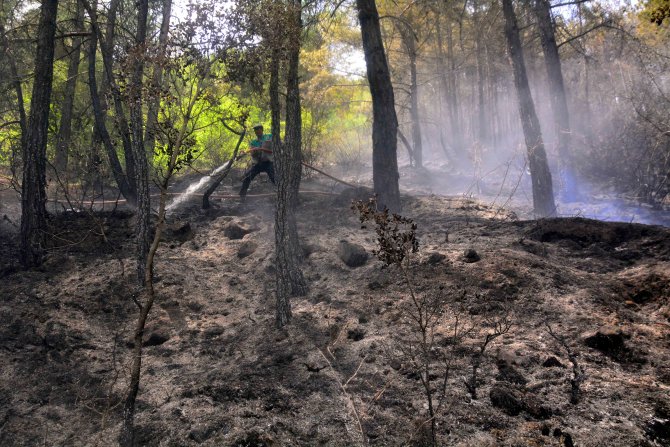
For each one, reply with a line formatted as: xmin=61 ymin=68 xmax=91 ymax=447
xmin=1 ymin=184 xmax=669 ymax=446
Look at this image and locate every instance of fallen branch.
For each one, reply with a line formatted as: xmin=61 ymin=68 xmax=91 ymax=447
xmin=318 ymin=349 xmax=367 ymax=445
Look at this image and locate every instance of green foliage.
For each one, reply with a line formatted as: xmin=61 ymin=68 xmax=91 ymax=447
xmin=152 ymin=121 xmax=198 ymax=172
xmin=0 ymin=127 xmax=20 ymax=166
xmin=641 ymin=0 xmax=670 ymax=25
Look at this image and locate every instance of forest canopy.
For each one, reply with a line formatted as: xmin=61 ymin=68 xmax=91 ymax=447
xmin=1 ymin=0 xmax=669 ymax=252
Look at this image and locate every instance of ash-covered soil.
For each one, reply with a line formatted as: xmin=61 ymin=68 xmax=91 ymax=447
xmin=1 ymin=170 xmax=669 ymax=447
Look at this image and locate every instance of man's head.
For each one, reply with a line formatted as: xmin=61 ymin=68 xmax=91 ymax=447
xmin=253 ymin=124 xmax=264 ymax=138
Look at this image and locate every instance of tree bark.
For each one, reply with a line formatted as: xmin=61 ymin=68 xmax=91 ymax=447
xmin=275 ymin=0 xmax=307 ymax=329
xmin=144 ymin=0 xmax=172 ymax=156
xmin=54 ymin=0 xmax=84 ymax=175
xmin=397 ymin=128 xmax=414 ymax=164
xmin=399 ymin=24 xmax=422 ymax=168
xmin=435 ymin=9 xmax=462 ymax=162
xmin=99 ymin=0 xmax=119 ymax=131
xmin=578 ymin=3 xmax=593 ymax=147
xmin=202 ymin=129 xmax=245 ymax=209
xmin=20 ymin=0 xmax=59 ymax=267
xmin=118 ymin=0 xmax=151 ymax=441
xmin=356 ymin=0 xmax=401 ymax=212
xmin=119 ymin=286 xmax=154 ymax=447
xmin=269 ymin=47 xmax=291 ymax=327
xmin=0 ymin=22 xmax=28 ymax=154
xmin=83 ymin=0 xmax=136 ymax=199
xmin=535 ymin=0 xmax=576 ymax=200
xmin=85 ymin=0 xmax=134 ymax=202
xmin=129 ymin=0 xmax=151 ymax=286
xmin=474 ymin=3 xmax=488 ymax=145
xmin=502 ymin=0 xmax=556 ymax=218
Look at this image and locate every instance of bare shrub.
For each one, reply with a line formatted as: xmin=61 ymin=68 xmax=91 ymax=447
xmin=353 ymin=197 xmax=464 ymax=446
xmin=545 ymin=322 xmax=587 ymax=404
xmin=464 ymin=312 xmax=512 ymax=400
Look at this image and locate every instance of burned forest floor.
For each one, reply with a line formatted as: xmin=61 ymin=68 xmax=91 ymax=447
xmin=1 ymin=166 xmax=670 ymax=447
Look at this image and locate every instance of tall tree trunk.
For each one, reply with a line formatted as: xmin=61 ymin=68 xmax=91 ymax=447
xmin=397 ymin=128 xmax=414 ymax=164
xmin=356 ymin=0 xmax=400 ymax=212
xmin=275 ymin=0 xmax=307 ymax=328
xmin=502 ymin=0 xmax=556 ymax=217
xmin=0 ymin=22 xmax=28 ymax=154
xmin=83 ymin=0 xmax=136 ymax=198
xmin=98 ymin=0 xmax=119 ymax=134
xmin=399 ymin=24 xmax=422 ymax=168
xmin=432 ymin=10 xmax=456 ymax=163
xmin=535 ymin=0 xmax=576 ymax=200
xmin=84 ymin=0 xmax=134 ymax=202
xmin=269 ymin=46 xmax=291 ymax=327
xmin=202 ymin=129 xmax=245 ymax=209
xmin=88 ymin=0 xmax=119 ymax=190
xmin=129 ymin=0 xmax=150 ymax=286
xmin=436 ymin=10 xmax=463 ymax=161
xmin=144 ymin=0 xmax=172 ymax=155
xmin=474 ymin=4 xmax=488 ymax=145
xmin=486 ymin=42 xmax=500 ymax=150
xmin=20 ymin=0 xmax=59 ymax=267
xmin=577 ymin=2 xmax=593 ymax=147
xmin=270 ymin=49 xmax=281 ymax=171
xmin=119 ymin=0 xmax=150 ymax=440
xmin=54 ymin=0 xmax=84 ymax=175
xmin=445 ymin=14 xmax=462 ymax=156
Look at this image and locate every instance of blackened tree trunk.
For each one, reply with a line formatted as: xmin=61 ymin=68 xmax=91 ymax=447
xmin=474 ymin=4 xmax=488 ymax=145
xmin=268 ymin=47 xmax=292 ymax=327
xmin=81 ymin=0 xmax=137 ymax=205
xmin=502 ymin=0 xmax=556 ymax=217
xmin=203 ymin=128 xmax=245 ymax=209
xmin=0 ymin=22 xmax=28 ymax=153
xmin=535 ymin=0 xmax=576 ymax=200
xmin=144 ymin=0 xmax=172 ymax=155
xmin=487 ymin=43 xmax=501 ymax=149
xmin=83 ymin=0 xmax=137 ymax=199
xmin=398 ymin=23 xmax=422 ymax=168
xmin=119 ymin=287 xmax=153 ymax=447
xmin=99 ymin=0 xmax=119 ymax=135
xmin=436 ymin=10 xmax=463 ymax=161
xmin=578 ymin=3 xmax=593 ymax=147
xmin=397 ymin=129 xmax=414 ymax=164
xmin=356 ymin=0 xmax=401 ymax=212
xmin=119 ymin=0 xmax=150 ymax=441
xmin=107 ymin=0 xmax=137 ymax=200
xmin=54 ymin=0 xmax=84 ymax=175
xmin=129 ymin=0 xmax=151 ymax=286
xmin=84 ymin=0 xmax=134 ymax=202
xmin=275 ymin=0 xmax=307 ymax=328
xmin=20 ymin=0 xmax=59 ymax=267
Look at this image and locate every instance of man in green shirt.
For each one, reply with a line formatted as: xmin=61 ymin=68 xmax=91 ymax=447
xmin=239 ymin=124 xmax=276 ymax=199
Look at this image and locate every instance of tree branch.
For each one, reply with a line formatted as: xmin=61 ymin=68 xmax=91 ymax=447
xmin=557 ymin=20 xmax=611 ymax=49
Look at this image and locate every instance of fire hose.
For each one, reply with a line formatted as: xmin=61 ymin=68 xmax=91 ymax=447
xmin=49 ymin=147 xmax=364 ymax=209
xmin=244 ymin=147 xmax=360 ymax=189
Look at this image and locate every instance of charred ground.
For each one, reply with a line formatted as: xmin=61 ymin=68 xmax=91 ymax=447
xmin=0 ymin=172 xmax=669 ymax=446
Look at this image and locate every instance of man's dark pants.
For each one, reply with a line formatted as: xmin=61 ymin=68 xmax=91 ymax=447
xmin=239 ymin=160 xmax=275 ymax=197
